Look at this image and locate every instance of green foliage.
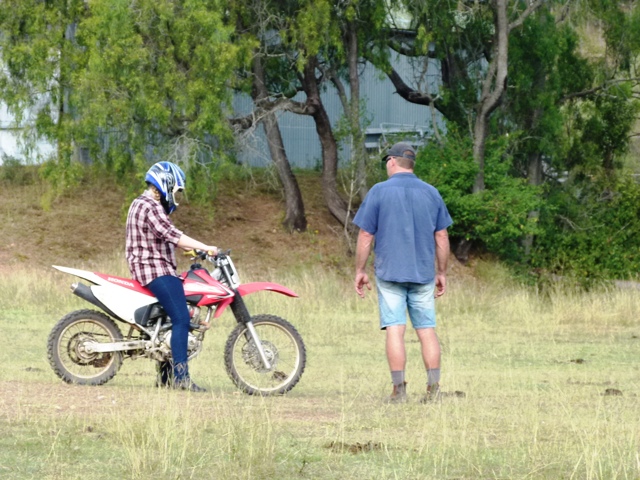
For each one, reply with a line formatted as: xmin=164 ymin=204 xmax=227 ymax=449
xmin=399 ymin=0 xmax=499 ymax=128
xmin=562 ymin=92 xmax=639 ymax=175
xmin=0 ymin=0 xmax=87 ymax=161
xmin=72 ymin=0 xmax=241 ymax=162
xmin=38 ymin=157 xmax=85 ymax=192
xmin=532 ymin=173 xmax=640 ymax=282
xmin=415 ymin=131 xmax=541 ymax=262
xmin=0 ymin=0 xmax=244 ymax=176
xmin=506 ymin=15 xmax=591 ymax=168
xmin=0 ymin=157 xmax=38 ymax=185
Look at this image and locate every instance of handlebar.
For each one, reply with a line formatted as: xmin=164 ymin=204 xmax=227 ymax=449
xmin=183 ymin=248 xmax=239 ymax=288
xmin=184 ymin=249 xmax=231 ymax=262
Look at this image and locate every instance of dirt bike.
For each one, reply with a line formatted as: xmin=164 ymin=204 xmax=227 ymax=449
xmin=47 ymin=249 xmax=306 ymax=395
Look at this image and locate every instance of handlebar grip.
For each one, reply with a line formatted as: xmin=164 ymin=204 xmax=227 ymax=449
xmin=183 ymin=249 xmax=208 ymax=259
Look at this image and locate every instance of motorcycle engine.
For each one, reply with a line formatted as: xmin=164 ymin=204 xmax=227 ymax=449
xmin=157 ymin=331 xmax=202 ymax=361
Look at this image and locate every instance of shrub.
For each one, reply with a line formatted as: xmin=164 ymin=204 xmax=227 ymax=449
xmin=414 ymin=131 xmax=541 ymax=263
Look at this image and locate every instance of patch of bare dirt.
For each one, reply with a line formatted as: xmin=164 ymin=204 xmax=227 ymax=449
xmin=0 ymin=379 xmax=344 ymax=424
xmin=0 ymin=380 xmax=124 ymax=419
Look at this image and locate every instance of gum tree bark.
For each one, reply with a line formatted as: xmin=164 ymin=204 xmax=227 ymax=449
xmin=301 ymin=57 xmax=352 ymax=226
xmin=252 ymin=55 xmax=307 ymax=232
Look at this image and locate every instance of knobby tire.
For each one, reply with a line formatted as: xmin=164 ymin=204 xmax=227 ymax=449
xmin=224 ymin=314 xmax=306 ymax=396
xmin=47 ymin=309 xmax=123 ymax=386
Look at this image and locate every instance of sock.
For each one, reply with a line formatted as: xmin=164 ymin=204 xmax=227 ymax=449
xmin=427 ymin=368 xmax=440 ymax=387
xmin=391 ymin=370 xmax=405 ymax=386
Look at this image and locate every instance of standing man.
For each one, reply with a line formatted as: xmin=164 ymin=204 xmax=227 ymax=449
xmin=353 ymin=142 xmax=452 ymax=403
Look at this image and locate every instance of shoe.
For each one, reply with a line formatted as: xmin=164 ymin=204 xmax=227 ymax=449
xmin=385 ymin=382 xmax=407 ymax=404
xmin=155 ymin=361 xmax=173 ymax=388
xmin=420 ymin=383 xmax=441 ymax=403
xmin=171 ymin=362 xmax=207 ymax=392
xmin=172 ymin=377 xmax=207 ymax=393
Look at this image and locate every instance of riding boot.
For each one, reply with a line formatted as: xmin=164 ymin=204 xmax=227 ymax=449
xmin=385 ymin=381 xmax=408 ymax=404
xmin=172 ymin=362 xmax=207 ymax=393
xmin=155 ymin=361 xmax=173 ymax=388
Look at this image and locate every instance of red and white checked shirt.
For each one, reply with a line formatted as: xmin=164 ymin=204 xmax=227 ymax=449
xmin=125 ymin=191 xmax=183 ymax=286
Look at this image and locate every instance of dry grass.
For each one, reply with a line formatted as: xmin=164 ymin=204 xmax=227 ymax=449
xmin=1 ymin=264 xmax=639 ymax=479
xmin=1 ymin=168 xmax=639 ymax=479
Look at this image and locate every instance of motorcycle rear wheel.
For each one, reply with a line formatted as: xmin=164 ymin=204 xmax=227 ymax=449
xmin=47 ymin=309 xmax=123 ymax=386
xmin=224 ymin=314 xmax=306 ymax=396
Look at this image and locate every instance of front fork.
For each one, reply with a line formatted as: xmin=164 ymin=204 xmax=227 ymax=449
xmin=230 ymin=293 xmax=272 ymax=370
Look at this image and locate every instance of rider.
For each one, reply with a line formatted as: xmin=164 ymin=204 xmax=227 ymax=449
xmin=125 ymin=161 xmax=218 ymax=392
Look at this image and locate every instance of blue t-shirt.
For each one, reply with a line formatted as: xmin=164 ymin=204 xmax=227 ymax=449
xmin=353 ymin=173 xmax=452 ymax=284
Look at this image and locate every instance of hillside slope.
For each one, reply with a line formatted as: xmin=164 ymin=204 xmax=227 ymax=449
xmin=1 ymin=171 xmax=350 ymax=274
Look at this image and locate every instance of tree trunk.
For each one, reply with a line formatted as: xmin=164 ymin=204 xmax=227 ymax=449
xmin=472 ymin=0 xmax=509 ymax=193
xmin=346 ymin=23 xmax=368 ymax=202
xmin=523 ymin=150 xmax=543 ymax=255
xmin=472 ymin=116 xmax=488 ymax=193
xmin=302 ymin=57 xmax=352 ymax=226
xmin=252 ymin=55 xmax=307 ymax=232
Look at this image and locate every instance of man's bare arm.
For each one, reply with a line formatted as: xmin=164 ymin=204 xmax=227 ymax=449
xmin=354 ymin=229 xmax=374 ymax=298
xmin=434 ymin=229 xmax=450 ymax=297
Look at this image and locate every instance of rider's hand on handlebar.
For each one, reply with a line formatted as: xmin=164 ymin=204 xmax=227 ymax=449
xmin=183 ymin=247 xmax=218 ymax=259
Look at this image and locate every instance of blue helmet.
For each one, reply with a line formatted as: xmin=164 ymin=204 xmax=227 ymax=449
xmin=145 ymin=161 xmax=186 ymax=214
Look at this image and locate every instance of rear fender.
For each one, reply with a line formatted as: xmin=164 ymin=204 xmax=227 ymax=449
xmin=53 ymin=265 xmax=103 ymax=285
xmin=212 ymin=282 xmax=298 ymax=319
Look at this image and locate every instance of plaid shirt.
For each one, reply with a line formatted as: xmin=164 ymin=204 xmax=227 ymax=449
xmin=125 ymin=191 xmax=183 ymax=286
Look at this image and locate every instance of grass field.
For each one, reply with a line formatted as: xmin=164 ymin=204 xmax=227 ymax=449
xmin=0 ymin=258 xmax=638 ymax=479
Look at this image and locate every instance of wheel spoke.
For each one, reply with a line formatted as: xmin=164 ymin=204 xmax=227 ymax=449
xmin=48 ymin=310 xmax=123 ymax=385
xmin=225 ymin=315 xmax=305 ymax=395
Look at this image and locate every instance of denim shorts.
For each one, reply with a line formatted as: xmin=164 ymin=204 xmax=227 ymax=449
xmin=376 ymin=277 xmax=436 ymax=330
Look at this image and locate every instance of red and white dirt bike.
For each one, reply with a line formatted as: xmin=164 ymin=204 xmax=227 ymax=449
xmin=47 ymin=250 xmax=306 ymax=395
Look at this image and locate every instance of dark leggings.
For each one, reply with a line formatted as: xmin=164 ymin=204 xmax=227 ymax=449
xmin=147 ymin=275 xmax=190 ymax=374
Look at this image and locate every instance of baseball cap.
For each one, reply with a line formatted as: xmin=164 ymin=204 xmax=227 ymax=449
xmin=382 ymin=142 xmax=416 ymax=162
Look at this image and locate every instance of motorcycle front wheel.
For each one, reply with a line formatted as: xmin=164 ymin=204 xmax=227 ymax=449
xmin=224 ymin=314 xmax=306 ymax=396
xmin=47 ymin=309 xmax=123 ymax=386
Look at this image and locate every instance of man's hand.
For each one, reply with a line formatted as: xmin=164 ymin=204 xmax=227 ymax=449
xmin=355 ymin=271 xmax=372 ymax=298
xmin=434 ymin=273 xmax=447 ymax=298
xmin=354 ymin=229 xmax=374 ymax=299
xmin=434 ymin=229 xmax=449 ymax=298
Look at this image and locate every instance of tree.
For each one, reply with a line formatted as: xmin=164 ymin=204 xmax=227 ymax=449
xmin=0 ymin=0 xmax=87 ymax=170
xmin=229 ymin=0 xmax=354 ymax=229
xmin=391 ymin=0 xmax=640 ymax=275
xmin=229 ymin=0 xmax=308 ymax=232
xmin=252 ymin=0 xmax=354 ymax=227
xmin=384 ymin=0 xmax=545 ymax=191
xmin=231 ymin=0 xmax=393 ymax=229
xmin=328 ymin=0 xmax=389 ymax=203
xmin=1 ymin=0 xmax=242 ymax=195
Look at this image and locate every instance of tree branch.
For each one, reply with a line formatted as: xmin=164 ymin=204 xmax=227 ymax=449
xmin=329 ymin=72 xmax=349 ymax=114
xmin=387 ymin=67 xmax=434 ymax=105
xmin=508 ymin=0 xmax=546 ymax=33
xmin=555 ymin=0 xmax=576 ymax=25
xmin=228 ymin=97 xmax=314 ymax=132
xmin=561 ymin=77 xmax=640 ymax=102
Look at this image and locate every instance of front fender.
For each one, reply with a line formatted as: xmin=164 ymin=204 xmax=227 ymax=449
xmin=237 ymin=282 xmax=298 ymax=298
xmin=212 ymin=282 xmax=298 ymax=319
